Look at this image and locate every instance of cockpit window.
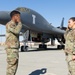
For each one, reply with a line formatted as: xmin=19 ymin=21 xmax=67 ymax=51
xmin=16 ymin=7 xmax=30 ymax=13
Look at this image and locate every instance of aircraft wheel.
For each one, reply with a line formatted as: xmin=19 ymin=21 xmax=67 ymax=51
xmin=57 ymin=45 xmax=65 ymax=49
xmin=39 ymin=44 xmax=47 ymax=49
xmin=21 ymin=46 xmax=28 ymax=52
xmin=25 ymin=46 xmax=28 ymax=51
xmin=21 ymin=46 xmax=24 ymax=52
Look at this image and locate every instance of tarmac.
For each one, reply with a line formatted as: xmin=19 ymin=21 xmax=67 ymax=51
xmin=0 ymin=45 xmax=68 ymax=75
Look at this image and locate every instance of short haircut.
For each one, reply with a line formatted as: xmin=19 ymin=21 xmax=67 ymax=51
xmin=10 ymin=10 xmax=20 ymax=18
xmin=69 ymin=17 xmax=75 ymax=21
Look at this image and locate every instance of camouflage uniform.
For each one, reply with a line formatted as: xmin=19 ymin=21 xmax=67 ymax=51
xmin=5 ymin=20 xmax=22 ymax=75
xmin=64 ymin=28 xmax=75 ymax=75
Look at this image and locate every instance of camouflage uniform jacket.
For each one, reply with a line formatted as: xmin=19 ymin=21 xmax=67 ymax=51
xmin=64 ymin=28 xmax=75 ymax=54
xmin=5 ymin=20 xmax=22 ymax=49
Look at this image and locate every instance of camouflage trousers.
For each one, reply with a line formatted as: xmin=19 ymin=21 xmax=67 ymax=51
xmin=6 ymin=48 xmax=19 ymax=75
xmin=66 ymin=54 xmax=75 ymax=75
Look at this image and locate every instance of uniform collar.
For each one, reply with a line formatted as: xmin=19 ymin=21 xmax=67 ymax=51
xmin=11 ymin=20 xmax=16 ymax=24
xmin=72 ymin=28 xmax=75 ymax=30
xmin=68 ymin=28 xmax=75 ymax=31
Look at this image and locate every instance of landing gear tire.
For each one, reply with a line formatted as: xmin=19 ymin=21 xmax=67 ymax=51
xmin=21 ymin=46 xmax=28 ymax=52
xmin=21 ymin=46 xmax=24 ymax=52
xmin=39 ymin=44 xmax=47 ymax=49
xmin=57 ymin=45 xmax=65 ymax=49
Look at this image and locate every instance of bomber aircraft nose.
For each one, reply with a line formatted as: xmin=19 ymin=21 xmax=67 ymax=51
xmin=0 ymin=11 xmax=10 ymax=25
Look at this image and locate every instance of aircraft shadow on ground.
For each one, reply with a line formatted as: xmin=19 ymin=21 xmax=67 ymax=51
xmin=29 ymin=68 xmax=47 ymax=75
